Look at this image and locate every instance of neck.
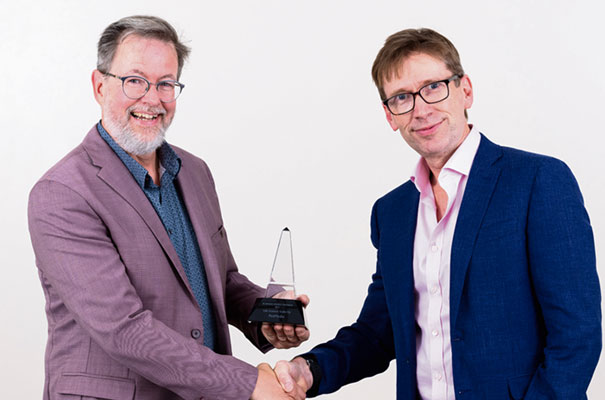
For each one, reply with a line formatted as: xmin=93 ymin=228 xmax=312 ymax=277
xmin=132 ymin=151 xmax=160 ymax=185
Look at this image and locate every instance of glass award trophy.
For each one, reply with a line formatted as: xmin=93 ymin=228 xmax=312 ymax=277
xmin=248 ymin=227 xmax=306 ymax=325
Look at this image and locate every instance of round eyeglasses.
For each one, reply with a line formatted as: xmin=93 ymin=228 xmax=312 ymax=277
xmin=383 ymin=75 xmax=461 ymax=115
xmin=102 ymin=72 xmax=185 ymax=102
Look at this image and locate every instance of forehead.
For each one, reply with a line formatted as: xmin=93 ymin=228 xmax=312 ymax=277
xmin=383 ymin=52 xmax=450 ymax=94
xmin=111 ymin=34 xmax=178 ymax=76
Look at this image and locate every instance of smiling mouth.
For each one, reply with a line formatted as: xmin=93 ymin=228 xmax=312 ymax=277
xmin=413 ymin=120 xmax=443 ymax=134
xmin=131 ymin=111 xmax=159 ymax=121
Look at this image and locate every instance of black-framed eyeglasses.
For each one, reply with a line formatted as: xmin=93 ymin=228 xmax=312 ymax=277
xmin=102 ymin=72 xmax=185 ymax=102
xmin=383 ymin=74 xmax=461 ymax=115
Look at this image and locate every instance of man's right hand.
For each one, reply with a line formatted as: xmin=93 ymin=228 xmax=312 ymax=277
xmin=274 ymin=357 xmax=313 ymax=396
xmin=251 ymin=363 xmax=306 ymax=400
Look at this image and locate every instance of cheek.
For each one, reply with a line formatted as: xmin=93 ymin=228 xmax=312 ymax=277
xmin=165 ymin=104 xmax=176 ymax=114
xmin=164 ymin=104 xmax=177 ymax=120
xmin=447 ymin=92 xmax=467 ymax=114
xmin=391 ymin=115 xmax=412 ymax=132
xmin=107 ymin=95 xmax=134 ymax=116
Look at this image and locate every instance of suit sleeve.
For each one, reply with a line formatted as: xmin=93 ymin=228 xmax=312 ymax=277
xmin=28 ymin=179 xmax=258 ymax=400
xmin=303 ymin=200 xmax=396 ymax=396
xmin=524 ymin=159 xmax=601 ymax=399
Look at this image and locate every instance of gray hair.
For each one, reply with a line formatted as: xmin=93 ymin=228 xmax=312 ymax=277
xmin=97 ymin=15 xmax=190 ymax=79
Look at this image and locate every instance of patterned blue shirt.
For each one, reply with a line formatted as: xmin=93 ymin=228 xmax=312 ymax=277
xmin=97 ymin=122 xmax=216 ymax=349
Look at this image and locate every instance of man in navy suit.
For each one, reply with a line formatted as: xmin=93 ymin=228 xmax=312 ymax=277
xmin=273 ymin=28 xmax=601 ymax=399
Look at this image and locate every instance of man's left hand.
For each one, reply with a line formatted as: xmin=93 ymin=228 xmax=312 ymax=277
xmin=261 ymin=291 xmax=310 ymax=349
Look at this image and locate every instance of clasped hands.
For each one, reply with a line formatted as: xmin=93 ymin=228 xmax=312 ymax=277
xmin=251 ymin=291 xmax=312 ymax=399
xmin=251 ymin=358 xmax=313 ymax=400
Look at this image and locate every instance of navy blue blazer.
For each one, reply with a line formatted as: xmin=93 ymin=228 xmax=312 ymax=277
xmin=308 ymin=135 xmax=601 ymax=399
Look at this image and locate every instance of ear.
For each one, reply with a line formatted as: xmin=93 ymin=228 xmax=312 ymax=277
xmin=92 ymin=69 xmax=106 ymax=106
xmin=383 ymin=104 xmax=399 ymax=131
xmin=460 ymin=74 xmax=474 ymax=110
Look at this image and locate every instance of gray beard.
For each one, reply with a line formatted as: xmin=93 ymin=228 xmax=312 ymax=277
xmin=104 ymin=111 xmax=169 ymax=156
xmin=111 ymin=123 xmax=166 ymax=156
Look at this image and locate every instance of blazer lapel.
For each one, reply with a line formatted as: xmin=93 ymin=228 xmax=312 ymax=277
xmin=81 ymin=126 xmax=195 ymax=298
xmin=174 ymin=158 xmax=229 ymax=330
xmin=449 ymin=134 xmax=503 ymax=329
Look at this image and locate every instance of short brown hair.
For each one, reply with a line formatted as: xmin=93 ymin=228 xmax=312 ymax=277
xmin=371 ymin=28 xmax=464 ymax=101
xmin=97 ymin=15 xmax=191 ymax=79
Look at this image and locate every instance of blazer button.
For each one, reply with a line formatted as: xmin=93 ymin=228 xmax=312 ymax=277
xmin=191 ymin=329 xmax=201 ymax=339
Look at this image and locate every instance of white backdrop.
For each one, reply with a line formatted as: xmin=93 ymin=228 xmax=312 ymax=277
xmin=1 ymin=1 xmax=603 ymax=398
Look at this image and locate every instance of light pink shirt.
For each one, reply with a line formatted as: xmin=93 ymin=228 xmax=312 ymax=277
xmin=411 ymin=126 xmax=481 ymax=400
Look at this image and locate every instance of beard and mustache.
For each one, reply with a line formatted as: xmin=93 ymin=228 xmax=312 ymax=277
xmin=104 ymin=104 xmax=173 ymax=156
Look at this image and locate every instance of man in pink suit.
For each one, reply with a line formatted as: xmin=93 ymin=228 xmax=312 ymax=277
xmin=28 ymin=15 xmax=308 ymax=400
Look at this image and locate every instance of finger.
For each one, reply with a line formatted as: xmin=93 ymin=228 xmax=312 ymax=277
xmin=282 ymin=324 xmax=297 ymax=341
xmin=261 ymin=323 xmax=277 ymax=341
xmin=294 ymin=326 xmax=310 ymax=341
xmin=257 ymin=362 xmax=272 ymax=371
xmin=296 ymin=294 xmax=310 ymax=307
xmin=289 ymin=382 xmax=307 ymax=400
xmin=273 ymin=323 xmax=287 ymax=341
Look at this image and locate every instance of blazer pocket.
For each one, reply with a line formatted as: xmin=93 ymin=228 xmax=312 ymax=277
xmin=56 ymin=372 xmax=135 ymax=400
xmin=211 ymin=225 xmax=226 ymax=242
xmin=507 ymin=373 xmax=533 ymax=400
xmin=210 ymin=225 xmax=229 ymax=271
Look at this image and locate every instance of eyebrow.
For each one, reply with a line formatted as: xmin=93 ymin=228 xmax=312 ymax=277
xmin=387 ymin=77 xmax=444 ymax=97
xmin=127 ymin=69 xmax=177 ymax=81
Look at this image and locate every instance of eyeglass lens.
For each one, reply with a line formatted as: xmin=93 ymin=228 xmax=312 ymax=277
xmin=387 ymin=81 xmax=450 ymax=115
xmin=122 ymin=77 xmax=182 ymax=102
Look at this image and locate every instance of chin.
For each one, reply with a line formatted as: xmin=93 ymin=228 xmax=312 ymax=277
xmin=114 ymin=126 xmax=166 ymax=156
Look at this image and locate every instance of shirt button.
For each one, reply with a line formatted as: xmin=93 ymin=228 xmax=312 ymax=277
xmin=434 ymin=373 xmax=442 ymax=381
xmin=191 ymin=329 xmax=201 ymax=339
xmin=431 ymin=244 xmax=438 ymax=252
xmin=430 ymin=286 xmax=438 ymax=294
xmin=432 ymin=330 xmax=439 ymax=337
xmin=168 ymin=228 xmax=173 ymax=235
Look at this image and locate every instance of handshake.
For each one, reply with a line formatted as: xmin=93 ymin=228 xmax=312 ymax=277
xmin=251 ymin=357 xmax=314 ymax=400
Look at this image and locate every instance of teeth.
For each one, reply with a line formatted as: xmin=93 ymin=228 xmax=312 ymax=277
xmin=132 ymin=112 xmax=157 ymax=120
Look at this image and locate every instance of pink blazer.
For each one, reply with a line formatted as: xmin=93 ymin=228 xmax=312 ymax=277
xmin=28 ymin=125 xmax=271 ymax=400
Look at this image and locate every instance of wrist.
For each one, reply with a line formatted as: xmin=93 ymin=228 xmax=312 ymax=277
xmin=297 ymin=354 xmax=321 ymax=396
xmin=291 ymin=357 xmax=313 ymax=389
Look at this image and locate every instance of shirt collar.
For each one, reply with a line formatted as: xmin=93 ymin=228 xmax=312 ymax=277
xmin=411 ymin=125 xmax=481 ymax=194
xmin=97 ymin=121 xmax=181 ymax=189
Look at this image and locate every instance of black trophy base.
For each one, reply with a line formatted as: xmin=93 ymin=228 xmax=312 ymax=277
xmin=248 ymin=298 xmax=305 ymax=326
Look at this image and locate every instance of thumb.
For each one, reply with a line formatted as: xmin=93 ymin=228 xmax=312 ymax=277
xmin=297 ymin=294 xmax=310 ymax=307
xmin=275 ymin=360 xmax=294 ymax=392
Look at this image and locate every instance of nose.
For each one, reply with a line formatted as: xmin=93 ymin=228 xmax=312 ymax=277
xmin=412 ymin=93 xmax=432 ymax=117
xmin=140 ymin=84 xmax=162 ymax=105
